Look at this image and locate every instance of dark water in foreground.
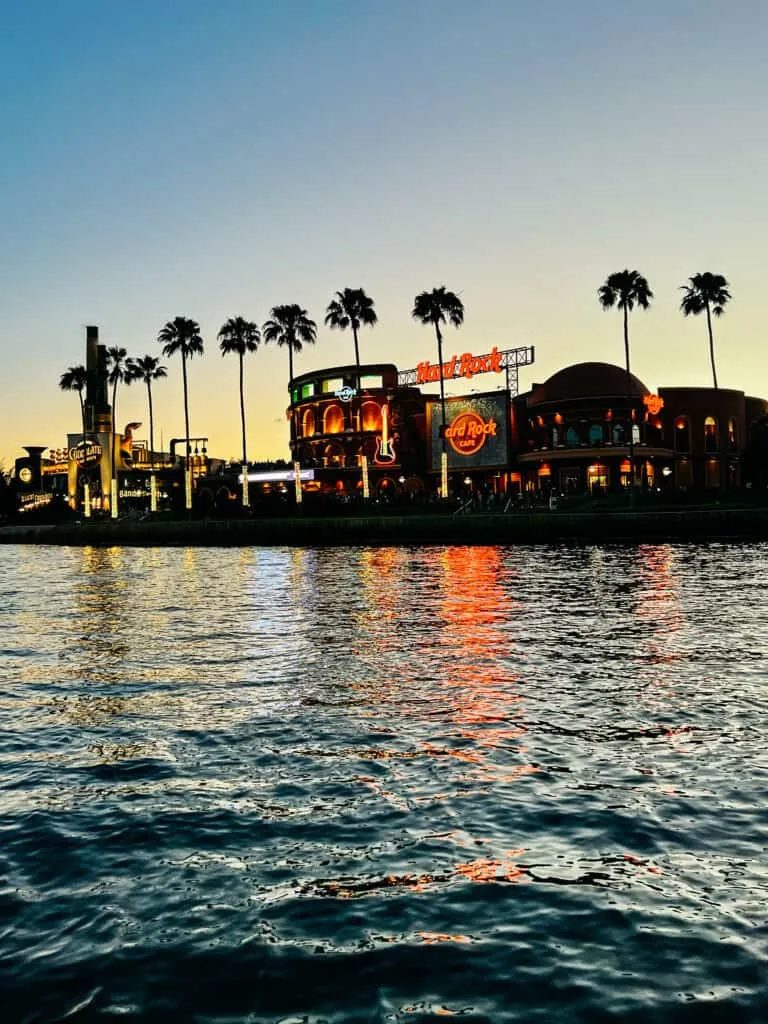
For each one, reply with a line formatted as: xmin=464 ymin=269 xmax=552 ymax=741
xmin=1 ymin=543 xmax=767 ymax=1023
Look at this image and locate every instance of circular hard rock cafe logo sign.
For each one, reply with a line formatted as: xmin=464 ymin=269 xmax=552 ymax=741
xmin=334 ymin=385 xmax=357 ymax=403
xmin=445 ymin=411 xmax=498 ymax=456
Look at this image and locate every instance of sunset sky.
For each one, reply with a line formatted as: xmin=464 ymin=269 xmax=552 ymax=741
xmin=1 ymin=0 xmax=766 ymax=465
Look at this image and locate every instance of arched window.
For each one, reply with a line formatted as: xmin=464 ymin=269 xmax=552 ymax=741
xmin=646 ymin=416 xmax=663 ymax=445
xmin=632 ymin=424 xmax=640 ymax=444
xmin=612 ymin=423 xmax=625 ymax=445
xmin=674 ymin=416 xmax=690 ymax=452
xmin=704 ymin=416 xmax=718 ymax=452
xmin=361 ymin=401 xmax=382 ymax=432
xmin=588 ymin=423 xmax=603 ymax=445
xmin=552 ymin=426 xmax=560 ymax=447
xmin=301 ymin=409 xmax=316 ymax=437
xmin=728 ymin=417 xmax=737 ymax=451
xmin=566 ymin=426 xmax=581 ymax=446
xmin=323 ymin=403 xmax=345 ymax=434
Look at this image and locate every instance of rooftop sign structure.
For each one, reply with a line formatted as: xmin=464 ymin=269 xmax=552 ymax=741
xmin=398 ymin=345 xmax=535 ymax=397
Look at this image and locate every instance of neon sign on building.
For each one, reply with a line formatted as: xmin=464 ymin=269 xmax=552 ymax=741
xmin=415 ymin=347 xmax=503 ymax=385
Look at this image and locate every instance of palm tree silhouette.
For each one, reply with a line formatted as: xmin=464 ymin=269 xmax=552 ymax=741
xmin=218 ymin=317 xmax=261 ymax=469
xmin=106 ymin=346 xmax=129 ymax=449
xmin=412 ymin=287 xmax=464 ymax=475
xmin=59 ymin=365 xmax=88 ymax=446
xmin=324 ymin=288 xmax=377 ymax=369
xmin=126 ymin=355 xmax=167 ymax=466
xmin=598 ymin=269 xmax=653 ymax=491
xmin=158 ymin=317 xmax=204 ymax=465
xmin=262 ymin=305 xmax=317 ymax=454
xmin=680 ymin=272 xmax=731 ymax=389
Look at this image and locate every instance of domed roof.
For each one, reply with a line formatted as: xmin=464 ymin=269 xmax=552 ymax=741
xmin=528 ymin=362 xmax=650 ymax=406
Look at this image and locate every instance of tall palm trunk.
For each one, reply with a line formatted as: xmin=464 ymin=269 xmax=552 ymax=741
xmin=624 ymin=304 xmax=635 ymax=494
xmin=79 ymin=393 xmax=86 ymax=446
xmin=181 ymin=351 xmax=190 ymax=466
xmin=706 ymin=302 xmax=719 ymax=389
xmin=288 ymin=346 xmax=296 ymax=453
xmin=239 ymin=352 xmax=247 ymax=465
xmin=351 ymin=324 xmax=361 ymax=431
xmin=146 ymin=381 xmax=155 ymax=467
xmin=111 ymin=380 xmax=118 ymax=486
xmin=435 ymin=322 xmax=447 ymax=454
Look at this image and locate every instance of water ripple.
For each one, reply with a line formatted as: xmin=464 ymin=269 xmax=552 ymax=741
xmin=1 ymin=543 xmax=767 ymax=1022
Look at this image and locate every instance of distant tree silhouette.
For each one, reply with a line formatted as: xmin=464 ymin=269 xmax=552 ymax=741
xmin=218 ymin=317 xmax=261 ymax=468
xmin=598 ymin=269 xmax=653 ymax=491
xmin=411 ymin=287 xmax=464 ymax=463
xmin=126 ymin=355 xmax=167 ymax=466
xmin=262 ymin=305 xmax=317 ymax=453
xmin=324 ymin=288 xmax=377 ymax=369
xmin=59 ymin=365 xmax=88 ymax=446
xmin=680 ymin=272 xmax=731 ymax=389
xmin=158 ymin=317 xmax=204 ymax=464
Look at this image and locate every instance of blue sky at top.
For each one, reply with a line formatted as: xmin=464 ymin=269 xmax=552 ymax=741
xmin=1 ymin=0 xmax=766 ymax=462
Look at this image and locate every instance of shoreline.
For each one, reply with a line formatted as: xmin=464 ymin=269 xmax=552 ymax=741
xmin=2 ymin=506 xmax=768 ymax=547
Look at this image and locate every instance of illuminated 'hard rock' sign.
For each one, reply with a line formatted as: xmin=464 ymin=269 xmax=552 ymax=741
xmin=415 ymin=346 xmax=503 ymax=384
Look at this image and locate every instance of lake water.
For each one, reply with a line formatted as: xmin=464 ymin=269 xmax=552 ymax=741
xmin=1 ymin=543 xmax=767 ymax=1023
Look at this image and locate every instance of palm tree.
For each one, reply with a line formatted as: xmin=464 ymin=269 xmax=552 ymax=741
xmin=324 ymin=288 xmax=377 ymax=369
xmin=106 ymin=346 xmax=129 ymax=450
xmin=411 ymin=286 xmax=464 ymax=472
xmin=598 ymin=269 xmax=653 ymax=491
xmin=126 ymin=355 xmax=167 ymax=466
xmin=218 ymin=317 xmax=261 ymax=468
xmin=59 ymin=365 xmax=88 ymax=446
xmin=158 ymin=317 xmax=204 ymax=465
xmin=262 ymin=305 xmax=317 ymax=453
xmin=680 ymin=272 xmax=731 ymax=389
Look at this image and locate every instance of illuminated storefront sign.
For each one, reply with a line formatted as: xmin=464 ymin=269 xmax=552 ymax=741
xmin=69 ymin=442 xmax=103 ymax=465
xmin=335 ymin=385 xmax=357 ymax=402
xmin=415 ymin=346 xmax=503 ymax=385
xmin=643 ymin=394 xmax=664 ymax=415
xmin=374 ymin=404 xmax=397 ymax=465
xmin=445 ymin=411 xmax=498 ymax=456
xmin=240 ymin=469 xmax=316 ymax=483
xmin=429 ymin=393 xmax=509 ymax=471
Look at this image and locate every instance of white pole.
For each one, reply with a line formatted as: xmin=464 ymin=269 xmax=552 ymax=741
xmin=294 ymin=461 xmax=303 ymax=504
xmin=110 ymin=478 xmax=118 ymax=519
xmin=83 ymin=482 xmax=91 ymax=518
xmin=150 ymin=473 xmax=157 ymax=513
xmin=361 ymin=454 xmax=370 ymax=499
xmin=242 ymin=462 xmax=249 ymax=507
xmin=441 ymin=451 xmax=449 ymax=499
xmin=185 ymin=468 xmax=193 ymax=510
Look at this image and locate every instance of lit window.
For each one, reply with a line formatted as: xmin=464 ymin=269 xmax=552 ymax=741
xmin=704 ymin=416 xmax=718 ymax=452
xmin=674 ymin=417 xmax=690 ymax=452
xmin=301 ymin=409 xmax=316 ymax=436
xmin=360 ymin=375 xmax=382 ymax=389
xmin=301 ymin=382 xmax=315 ymax=399
xmin=323 ymin=404 xmax=346 ymax=434
xmin=728 ymin=417 xmax=737 ymax=450
xmin=322 ymin=378 xmax=344 ymax=394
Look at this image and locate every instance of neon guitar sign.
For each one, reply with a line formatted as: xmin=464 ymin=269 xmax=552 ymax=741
xmin=374 ymin=404 xmax=397 ymax=465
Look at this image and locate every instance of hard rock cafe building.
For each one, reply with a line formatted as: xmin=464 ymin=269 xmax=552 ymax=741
xmin=286 ymin=349 xmax=768 ymax=498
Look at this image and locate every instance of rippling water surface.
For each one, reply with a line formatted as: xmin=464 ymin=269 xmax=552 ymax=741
xmin=1 ymin=543 xmax=768 ymax=1023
